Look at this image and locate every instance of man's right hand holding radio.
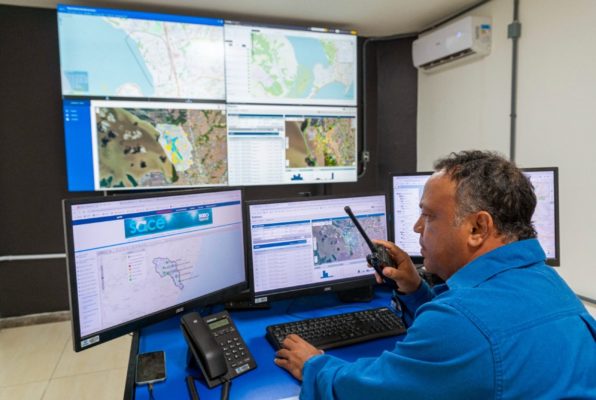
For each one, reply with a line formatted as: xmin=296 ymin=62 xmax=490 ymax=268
xmin=372 ymin=239 xmax=422 ymax=294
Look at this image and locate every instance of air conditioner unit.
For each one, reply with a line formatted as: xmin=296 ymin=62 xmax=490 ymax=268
xmin=412 ymin=16 xmax=491 ymax=72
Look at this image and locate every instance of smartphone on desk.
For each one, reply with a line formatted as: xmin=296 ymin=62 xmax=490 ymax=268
xmin=136 ymin=350 xmax=167 ymax=385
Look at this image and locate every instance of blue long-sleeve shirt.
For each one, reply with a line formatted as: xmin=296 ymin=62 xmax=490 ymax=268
xmin=300 ymin=239 xmax=596 ymax=399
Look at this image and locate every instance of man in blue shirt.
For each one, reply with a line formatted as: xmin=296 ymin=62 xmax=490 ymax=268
xmin=274 ymin=150 xmax=596 ymax=399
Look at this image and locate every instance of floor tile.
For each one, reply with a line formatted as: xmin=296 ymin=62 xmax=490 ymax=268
xmin=53 ymin=334 xmax=132 ymax=378
xmin=42 ymin=368 xmax=127 ymax=400
xmin=0 ymin=321 xmax=69 ymax=386
xmin=0 ymin=381 xmax=47 ymax=400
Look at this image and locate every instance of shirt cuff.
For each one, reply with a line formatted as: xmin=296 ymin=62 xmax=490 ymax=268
xmin=301 ymin=354 xmax=346 ymax=400
xmin=395 ymin=281 xmax=434 ymax=315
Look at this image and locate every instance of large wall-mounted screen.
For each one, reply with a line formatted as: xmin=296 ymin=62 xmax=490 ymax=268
xmin=57 ymin=5 xmax=359 ymax=191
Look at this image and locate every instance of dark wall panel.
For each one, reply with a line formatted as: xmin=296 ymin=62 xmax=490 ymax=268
xmin=0 ymin=260 xmax=69 ymax=318
xmin=375 ymin=38 xmax=418 ymax=192
xmin=0 ymin=5 xmax=417 ymax=317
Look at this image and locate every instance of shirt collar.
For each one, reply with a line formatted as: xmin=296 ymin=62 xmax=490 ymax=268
xmin=447 ymin=238 xmax=546 ymax=289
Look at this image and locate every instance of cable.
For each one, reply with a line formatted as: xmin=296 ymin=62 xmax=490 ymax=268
xmin=186 ymin=376 xmax=200 ymax=400
xmin=148 ymin=383 xmax=156 ymax=400
xmin=220 ymin=379 xmax=232 ymax=400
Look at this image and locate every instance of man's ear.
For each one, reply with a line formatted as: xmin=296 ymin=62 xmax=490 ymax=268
xmin=468 ymin=211 xmax=493 ymax=247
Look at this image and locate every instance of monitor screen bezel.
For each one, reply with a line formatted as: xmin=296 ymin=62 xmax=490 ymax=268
xmin=245 ymin=192 xmax=390 ymax=304
xmin=389 ymin=167 xmax=560 ymax=267
xmin=62 ymin=187 xmax=248 ymax=352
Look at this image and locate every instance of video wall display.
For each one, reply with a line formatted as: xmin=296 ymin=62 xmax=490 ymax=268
xmin=57 ymin=5 xmax=358 ymax=191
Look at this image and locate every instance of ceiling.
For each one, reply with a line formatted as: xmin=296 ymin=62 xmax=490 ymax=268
xmin=1 ymin=0 xmax=485 ymax=37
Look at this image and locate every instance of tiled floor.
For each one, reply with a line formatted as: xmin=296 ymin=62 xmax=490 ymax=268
xmin=0 ymin=321 xmax=131 ymax=400
xmin=1 ymin=302 xmax=595 ymax=400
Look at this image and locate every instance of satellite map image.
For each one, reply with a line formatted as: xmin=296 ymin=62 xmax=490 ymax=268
xmin=286 ymin=117 xmax=356 ymax=168
xmin=95 ymin=107 xmax=227 ymax=188
xmin=312 ymin=216 xmax=386 ymax=265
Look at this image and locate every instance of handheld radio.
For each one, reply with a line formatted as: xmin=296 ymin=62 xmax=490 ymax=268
xmin=344 ymin=206 xmax=398 ymax=290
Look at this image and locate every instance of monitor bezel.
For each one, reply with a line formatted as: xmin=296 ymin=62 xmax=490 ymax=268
xmin=389 ymin=171 xmax=432 ymax=265
xmin=245 ymin=192 xmax=389 ymax=304
xmin=62 ymin=187 xmax=248 ymax=352
xmin=522 ymin=166 xmax=560 ymax=266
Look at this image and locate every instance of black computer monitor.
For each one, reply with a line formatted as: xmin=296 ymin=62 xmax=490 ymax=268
xmin=62 ymin=188 xmax=247 ymax=351
xmin=246 ymin=194 xmax=389 ymax=304
xmin=390 ymin=172 xmax=432 ymax=265
xmin=523 ymin=167 xmax=560 ymax=266
xmin=390 ymin=167 xmax=560 ymax=266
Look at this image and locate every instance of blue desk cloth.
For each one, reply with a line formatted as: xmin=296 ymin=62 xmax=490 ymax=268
xmin=301 ymin=239 xmax=596 ymax=400
xmin=134 ymin=288 xmax=400 ymax=400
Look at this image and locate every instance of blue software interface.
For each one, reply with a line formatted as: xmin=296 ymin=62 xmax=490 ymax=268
xmin=68 ymin=190 xmax=245 ymax=341
xmin=392 ymin=170 xmax=558 ymax=261
xmin=248 ymin=195 xmax=388 ymax=300
xmin=57 ymin=5 xmax=359 ymax=190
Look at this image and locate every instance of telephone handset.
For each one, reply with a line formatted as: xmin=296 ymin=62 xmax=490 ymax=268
xmin=180 ymin=310 xmax=256 ymax=388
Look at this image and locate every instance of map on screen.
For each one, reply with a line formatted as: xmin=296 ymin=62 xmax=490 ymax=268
xmin=92 ymin=102 xmax=228 ymax=189
xmin=58 ymin=8 xmax=225 ymax=100
xmin=250 ymin=32 xmax=355 ymax=102
xmin=285 ymin=117 xmax=356 ymax=168
xmin=95 ymin=227 xmax=243 ymax=332
xmin=312 ymin=216 xmax=385 ymax=265
xmin=225 ymin=24 xmax=357 ymax=106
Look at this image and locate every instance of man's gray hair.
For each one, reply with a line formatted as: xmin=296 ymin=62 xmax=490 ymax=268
xmin=433 ymin=150 xmax=537 ymax=241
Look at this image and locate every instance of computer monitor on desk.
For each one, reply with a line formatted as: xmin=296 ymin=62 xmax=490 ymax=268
xmin=523 ymin=167 xmax=560 ymax=265
xmin=391 ymin=167 xmax=560 ymax=266
xmin=391 ymin=172 xmax=432 ymax=265
xmin=62 ymin=188 xmax=247 ymax=352
xmin=247 ymin=194 xmax=390 ymax=304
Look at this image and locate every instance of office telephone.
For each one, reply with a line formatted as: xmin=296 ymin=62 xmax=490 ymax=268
xmin=180 ymin=310 xmax=257 ymax=389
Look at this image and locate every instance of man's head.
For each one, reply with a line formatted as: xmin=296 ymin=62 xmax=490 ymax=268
xmin=414 ymin=150 xmax=537 ymax=279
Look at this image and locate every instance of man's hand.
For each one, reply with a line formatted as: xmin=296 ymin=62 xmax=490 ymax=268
xmin=274 ymin=334 xmax=323 ymax=381
xmin=372 ymin=239 xmax=421 ymax=294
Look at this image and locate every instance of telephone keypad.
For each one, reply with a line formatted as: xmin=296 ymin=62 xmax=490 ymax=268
xmin=205 ymin=311 xmax=257 ymax=379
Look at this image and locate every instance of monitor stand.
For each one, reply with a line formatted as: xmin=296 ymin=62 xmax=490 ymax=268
xmin=224 ymin=290 xmax=270 ymax=311
xmin=336 ymin=285 xmax=374 ymax=303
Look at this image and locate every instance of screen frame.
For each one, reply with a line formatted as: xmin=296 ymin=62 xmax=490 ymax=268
xmin=62 ymin=187 xmax=248 ymax=352
xmin=389 ymin=167 xmax=561 ymax=267
xmin=245 ymin=192 xmax=389 ymax=304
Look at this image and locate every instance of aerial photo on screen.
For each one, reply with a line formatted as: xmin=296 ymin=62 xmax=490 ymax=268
xmin=285 ymin=117 xmax=356 ymax=168
xmin=312 ymin=216 xmax=386 ymax=265
xmin=95 ymin=107 xmax=227 ymax=188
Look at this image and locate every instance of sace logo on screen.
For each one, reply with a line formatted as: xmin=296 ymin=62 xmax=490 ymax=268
xmin=126 ymin=216 xmax=166 ymax=237
xmin=124 ymin=209 xmax=213 ymax=238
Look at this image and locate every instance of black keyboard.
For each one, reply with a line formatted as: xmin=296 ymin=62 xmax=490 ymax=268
xmin=266 ymin=307 xmax=406 ymax=350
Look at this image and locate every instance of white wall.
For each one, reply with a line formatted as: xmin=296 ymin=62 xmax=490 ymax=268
xmin=417 ymin=0 xmax=596 ymax=300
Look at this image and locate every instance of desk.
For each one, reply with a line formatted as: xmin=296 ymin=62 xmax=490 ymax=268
xmin=129 ymin=288 xmax=402 ymax=400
